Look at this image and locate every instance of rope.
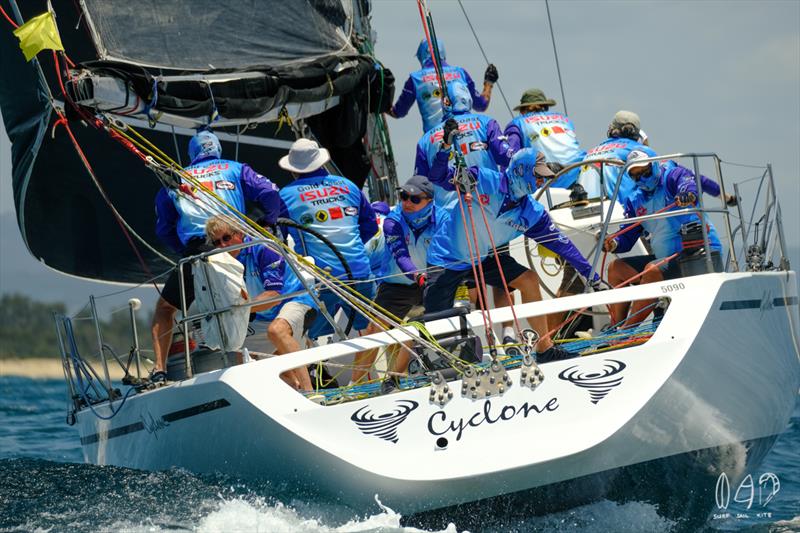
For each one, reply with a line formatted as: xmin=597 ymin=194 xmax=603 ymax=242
xmin=544 ymin=0 xmax=569 ymax=115
xmin=455 ymin=0 xmax=513 ymax=120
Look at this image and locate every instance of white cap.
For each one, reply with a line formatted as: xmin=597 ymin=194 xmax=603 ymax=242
xmin=279 ymin=138 xmax=331 ymax=174
xmin=626 ymin=149 xmax=651 ymax=170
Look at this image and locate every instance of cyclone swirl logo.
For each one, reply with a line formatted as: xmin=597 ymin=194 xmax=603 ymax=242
xmin=351 ymin=400 xmax=419 ymax=443
xmin=558 ymin=359 xmax=626 ymax=404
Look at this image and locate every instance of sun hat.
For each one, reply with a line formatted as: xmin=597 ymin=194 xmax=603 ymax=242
xmin=279 ymin=138 xmax=331 ymax=174
xmin=513 ymin=88 xmax=557 ymax=111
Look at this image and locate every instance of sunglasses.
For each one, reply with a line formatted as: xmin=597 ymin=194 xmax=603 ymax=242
xmin=629 ymin=166 xmax=653 ymax=180
xmin=212 ymin=233 xmax=234 ymax=247
xmin=400 ymin=191 xmax=428 ymax=204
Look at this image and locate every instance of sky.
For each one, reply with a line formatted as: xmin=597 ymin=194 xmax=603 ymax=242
xmin=1 ymin=0 xmax=799 ymax=313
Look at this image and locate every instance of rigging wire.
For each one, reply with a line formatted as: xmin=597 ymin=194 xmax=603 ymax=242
xmin=544 ymin=0 xmax=569 ymax=115
xmin=455 ymin=0 xmax=513 ymax=120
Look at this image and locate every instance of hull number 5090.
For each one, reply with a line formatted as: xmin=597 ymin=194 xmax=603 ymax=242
xmin=661 ymin=282 xmax=685 ymax=293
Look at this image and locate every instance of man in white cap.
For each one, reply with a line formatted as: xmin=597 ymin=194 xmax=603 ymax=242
xmin=574 ymin=110 xmax=650 ymax=203
xmin=278 ymin=138 xmax=378 ymax=339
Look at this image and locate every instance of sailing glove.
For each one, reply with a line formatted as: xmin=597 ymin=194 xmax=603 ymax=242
xmin=443 ymin=118 xmax=460 ymax=147
xmin=675 ymin=191 xmax=697 ymax=207
xmin=484 ymin=64 xmax=499 ymax=84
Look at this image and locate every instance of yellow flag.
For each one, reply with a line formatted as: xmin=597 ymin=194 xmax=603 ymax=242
xmin=13 ymin=12 xmax=64 ymax=62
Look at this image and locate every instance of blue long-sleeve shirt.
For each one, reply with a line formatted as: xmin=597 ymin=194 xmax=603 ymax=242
xmin=279 ymin=169 xmax=377 ymax=279
xmin=392 ymin=60 xmax=488 ymax=133
xmin=155 ymin=156 xmax=280 ymax=254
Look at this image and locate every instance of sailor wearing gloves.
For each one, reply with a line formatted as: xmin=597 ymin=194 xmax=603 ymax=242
xmin=389 ymin=38 xmax=498 ymax=133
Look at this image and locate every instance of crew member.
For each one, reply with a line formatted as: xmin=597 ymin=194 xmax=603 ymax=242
xmin=389 ymin=38 xmax=498 ymax=133
xmin=278 ymin=139 xmax=378 ymax=339
xmin=151 ymin=131 xmax=280 ymax=382
xmin=604 ymin=150 xmax=723 ymax=328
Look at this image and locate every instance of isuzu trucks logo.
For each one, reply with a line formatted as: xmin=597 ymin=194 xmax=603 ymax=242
xmin=558 ymin=359 xmax=626 ymax=404
xmin=351 ymin=400 xmax=419 ymax=443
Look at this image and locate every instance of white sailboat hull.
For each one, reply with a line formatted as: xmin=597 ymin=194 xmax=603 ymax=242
xmin=75 ymin=271 xmax=799 ymax=521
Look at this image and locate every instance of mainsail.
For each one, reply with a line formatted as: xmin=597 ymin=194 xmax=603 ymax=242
xmin=0 ymin=0 xmax=395 ymax=283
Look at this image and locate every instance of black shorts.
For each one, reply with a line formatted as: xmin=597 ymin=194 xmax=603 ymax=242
xmin=161 ymin=239 xmax=213 ymax=309
xmin=374 ymin=282 xmax=424 ymax=320
xmin=618 ymin=254 xmax=682 ymax=281
xmin=558 ymin=264 xmax=586 ymax=295
xmin=424 ymin=252 xmax=529 ymax=313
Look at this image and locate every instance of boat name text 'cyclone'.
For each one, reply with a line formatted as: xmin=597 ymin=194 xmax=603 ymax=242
xmin=428 ymin=397 xmax=559 ymax=441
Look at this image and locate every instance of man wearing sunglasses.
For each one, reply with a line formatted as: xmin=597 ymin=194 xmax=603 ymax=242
xmin=204 ymin=215 xmax=316 ymax=390
xmin=603 ymin=150 xmax=723 ymax=328
xmin=426 ymin=147 xmax=598 ymax=363
xmin=351 ymin=175 xmax=437 ymax=383
xmin=150 ymin=130 xmax=281 ymax=382
xmin=278 ymin=139 xmax=378 ymax=339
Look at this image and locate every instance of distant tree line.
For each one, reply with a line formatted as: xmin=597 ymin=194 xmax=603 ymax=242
xmin=0 ymin=294 xmax=152 ymax=359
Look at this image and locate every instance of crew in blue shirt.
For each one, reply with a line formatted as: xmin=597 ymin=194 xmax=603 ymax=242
xmin=205 ymin=215 xmax=316 ymax=390
xmin=414 ymin=82 xmax=514 ymax=209
xmin=604 ymin=150 xmax=723 ymax=328
xmin=389 ymin=39 xmax=498 ymax=133
xmin=150 ymin=131 xmax=280 ymax=380
xmin=504 ymin=88 xmax=587 ymax=189
xmin=278 ymin=139 xmax=378 ymax=339
xmin=351 ymin=175 xmax=437 ymax=383
xmin=574 ymin=110 xmax=650 ymax=202
xmin=426 ymin=147 xmax=598 ymax=363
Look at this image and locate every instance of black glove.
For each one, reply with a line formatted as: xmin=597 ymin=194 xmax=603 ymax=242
xmin=443 ymin=118 xmax=460 ymax=147
xmin=675 ymin=191 xmax=697 ymax=207
xmin=725 ymin=193 xmax=738 ymax=207
xmin=484 ymin=63 xmax=499 ymax=84
xmin=546 ymin=162 xmax=564 ymax=174
xmin=589 ymin=276 xmax=609 ymax=292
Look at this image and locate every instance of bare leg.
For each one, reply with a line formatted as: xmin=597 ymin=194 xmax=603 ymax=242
xmin=351 ymin=321 xmax=384 ymax=384
xmin=151 ymin=297 xmax=177 ymax=372
xmin=621 ymin=266 xmax=664 ymax=329
xmin=508 ymin=270 xmax=554 ymax=352
xmin=607 ymin=260 xmax=640 ymax=325
xmin=268 ymin=318 xmax=312 ymax=390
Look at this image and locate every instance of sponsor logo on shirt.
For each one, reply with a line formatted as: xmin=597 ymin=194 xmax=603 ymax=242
xmin=479 ymin=194 xmax=490 ymax=205
xmin=469 ymin=141 xmax=488 ymax=151
xmin=215 ymin=180 xmax=235 ymax=190
xmin=523 ymin=113 xmax=567 ymax=124
xmin=636 ymin=206 xmax=648 ymax=217
xmin=188 ymin=162 xmax=230 ymax=176
xmin=329 ymin=206 xmax=343 ymax=219
xmin=315 ymin=210 xmax=329 ymax=222
xmin=299 ymin=185 xmax=351 ymax=202
xmin=344 ymin=206 xmax=358 ymax=217
xmin=421 ymin=71 xmax=464 ymax=83
xmin=430 ymin=119 xmax=482 ymax=143
xmin=300 ymin=213 xmax=314 ymax=226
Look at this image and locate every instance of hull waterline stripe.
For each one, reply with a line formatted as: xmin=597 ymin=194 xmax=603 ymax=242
xmin=719 ymin=296 xmax=798 ymax=310
xmin=80 ymin=398 xmax=231 ymax=445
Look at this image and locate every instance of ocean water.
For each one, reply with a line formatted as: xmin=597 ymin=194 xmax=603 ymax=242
xmin=0 ymin=376 xmax=797 ymax=533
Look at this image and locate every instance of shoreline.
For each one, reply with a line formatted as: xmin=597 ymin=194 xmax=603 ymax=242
xmin=0 ymin=357 xmax=129 ymax=380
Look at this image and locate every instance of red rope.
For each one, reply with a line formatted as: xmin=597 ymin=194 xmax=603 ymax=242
xmin=0 ymin=4 xmax=19 ymax=28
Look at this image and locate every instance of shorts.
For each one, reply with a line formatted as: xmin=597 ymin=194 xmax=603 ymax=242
xmin=243 ymin=301 xmax=314 ymax=355
xmin=374 ymin=282 xmax=424 ymax=320
xmin=307 ymin=279 xmax=376 ymax=338
xmin=618 ymin=254 xmax=682 ymax=281
xmin=161 ymin=238 xmax=213 ymax=309
xmin=424 ymin=252 xmax=529 ymax=314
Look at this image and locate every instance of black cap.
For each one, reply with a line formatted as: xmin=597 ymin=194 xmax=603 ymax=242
xmin=398 ymin=175 xmax=434 ymax=198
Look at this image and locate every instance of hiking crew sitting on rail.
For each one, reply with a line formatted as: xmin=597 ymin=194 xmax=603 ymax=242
xmin=504 ymin=88 xmax=587 ymax=189
xmin=574 ymin=110 xmax=650 ymax=202
xmin=150 ymin=131 xmax=280 ymax=382
xmin=278 ymin=139 xmax=378 ymax=339
xmin=351 ymin=176 xmax=437 ymax=383
xmin=389 ymin=38 xmax=498 ymax=133
xmin=205 ymin=215 xmax=315 ymax=390
xmin=426 ymin=146 xmax=599 ymax=363
xmin=604 ymin=150 xmax=723 ymax=329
